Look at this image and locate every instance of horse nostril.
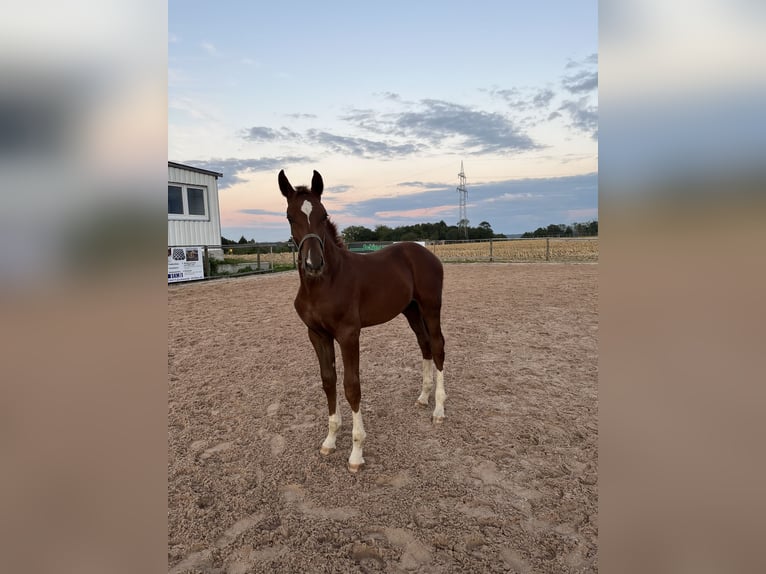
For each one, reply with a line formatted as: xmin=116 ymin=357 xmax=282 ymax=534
xmin=304 ymin=256 xmax=323 ymax=273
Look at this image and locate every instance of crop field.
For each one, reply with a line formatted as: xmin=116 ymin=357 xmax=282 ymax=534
xmin=428 ymin=238 xmax=598 ymax=262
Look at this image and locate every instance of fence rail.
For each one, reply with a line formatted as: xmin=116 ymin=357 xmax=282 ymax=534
xmin=169 ymin=237 xmax=598 ymax=282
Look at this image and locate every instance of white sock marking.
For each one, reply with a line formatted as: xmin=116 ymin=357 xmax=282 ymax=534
xmin=349 ymin=409 xmax=366 ymax=467
xmin=417 ymin=359 xmax=433 ymax=405
xmin=433 ymin=368 xmax=446 ymax=420
xmin=321 ymin=410 xmax=341 ymax=453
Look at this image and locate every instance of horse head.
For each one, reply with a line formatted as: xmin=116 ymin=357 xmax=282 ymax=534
xmin=279 ymin=169 xmax=329 ymax=278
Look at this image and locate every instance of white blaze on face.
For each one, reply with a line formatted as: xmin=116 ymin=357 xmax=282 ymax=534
xmin=300 ymin=200 xmax=314 ymax=266
xmin=301 ymin=200 xmax=313 ymax=224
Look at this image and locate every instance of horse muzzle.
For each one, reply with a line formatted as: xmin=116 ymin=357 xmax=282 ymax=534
xmin=297 ymin=233 xmax=325 ymax=277
xmin=303 ymin=252 xmax=324 ymax=276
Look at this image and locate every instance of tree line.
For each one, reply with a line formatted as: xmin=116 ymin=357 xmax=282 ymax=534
xmin=222 ymin=218 xmax=598 ymax=246
xmin=520 ymin=220 xmax=598 ymax=238
xmin=342 ymin=220 xmax=502 ymax=242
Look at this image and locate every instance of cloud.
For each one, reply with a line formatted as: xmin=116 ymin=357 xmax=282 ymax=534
xmin=341 ymin=99 xmax=539 ymax=154
xmin=558 ymin=97 xmax=598 ymax=139
xmin=396 ymin=181 xmax=451 ymax=190
xmin=375 ymin=205 xmax=456 ymax=219
xmin=239 ymin=123 xmax=421 ymax=159
xmin=551 ymin=54 xmax=599 ymax=139
xmin=221 ymin=172 xmax=598 ymax=240
xmin=490 ymin=87 xmax=556 ymax=111
xmin=532 ymin=88 xmax=556 ymax=108
xmin=238 ymin=208 xmax=282 ymax=215
xmin=285 ymin=113 xmax=317 ymax=120
xmin=242 ymin=126 xmax=299 ymax=141
xmin=484 ymin=192 xmax=543 ymax=203
xmin=340 ymin=173 xmax=597 ymax=232
xmin=389 ymin=99 xmax=538 ymax=153
xmin=237 ymin=96 xmax=541 ymax=160
xmin=376 ymin=91 xmax=402 ymax=101
xmin=562 ymin=69 xmax=599 ymax=93
xmin=338 ymin=108 xmax=385 ymax=134
xmin=566 ymin=53 xmax=598 ymax=69
xmin=183 ymin=156 xmax=312 ymax=189
xmin=325 ymin=184 xmax=352 ymax=194
xmin=305 ymin=129 xmax=422 ymax=158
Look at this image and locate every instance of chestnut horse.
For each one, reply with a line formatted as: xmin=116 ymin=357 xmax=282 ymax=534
xmin=279 ymin=169 xmax=447 ymax=472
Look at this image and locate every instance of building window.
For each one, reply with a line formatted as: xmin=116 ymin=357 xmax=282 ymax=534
xmin=168 ymin=184 xmax=209 ymax=220
xmin=168 ymin=186 xmax=184 ymax=214
xmin=187 ymin=187 xmax=206 ymax=215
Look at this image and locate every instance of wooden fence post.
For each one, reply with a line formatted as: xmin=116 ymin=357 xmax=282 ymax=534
xmin=545 ymin=238 xmax=550 ymax=261
xmin=489 ymin=238 xmax=493 ymax=262
xmin=203 ymin=246 xmax=211 ymax=277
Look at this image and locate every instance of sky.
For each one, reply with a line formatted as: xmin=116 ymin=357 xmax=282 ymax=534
xmin=169 ymin=1 xmax=598 ymax=242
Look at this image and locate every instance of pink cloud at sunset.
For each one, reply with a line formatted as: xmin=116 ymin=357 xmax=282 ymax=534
xmin=374 ymin=205 xmax=456 ymax=220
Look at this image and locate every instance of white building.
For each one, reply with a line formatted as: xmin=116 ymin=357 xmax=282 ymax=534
xmin=168 ymin=161 xmax=224 ymax=259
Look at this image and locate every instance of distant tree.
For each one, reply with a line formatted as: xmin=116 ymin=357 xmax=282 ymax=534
xmin=472 ymin=221 xmax=494 ymax=240
xmin=342 ymin=225 xmax=376 ymax=242
xmin=237 ymin=235 xmax=249 ymax=244
xmin=572 ymin=220 xmax=598 ymax=237
xmin=521 ymin=221 xmax=597 ymax=237
xmin=221 ymin=236 xmax=236 ymax=245
xmin=375 ymin=224 xmax=393 ymax=242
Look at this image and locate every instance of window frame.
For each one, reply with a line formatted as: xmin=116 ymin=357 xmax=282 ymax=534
xmin=168 ymin=183 xmax=210 ymax=221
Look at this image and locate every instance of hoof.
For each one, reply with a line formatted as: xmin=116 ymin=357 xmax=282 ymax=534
xmin=347 ymin=461 xmax=365 ymax=473
xmin=432 ymin=415 xmax=445 ymax=424
xmin=416 ymin=399 xmax=429 ymax=408
xmin=320 ymin=446 xmax=335 ymax=456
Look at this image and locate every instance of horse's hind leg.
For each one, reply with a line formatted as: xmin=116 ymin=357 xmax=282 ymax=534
xmin=402 ymin=301 xmax=434 ymax=407
xmin=421 ymin=306 xmax=446 ymax=423
xmin=337 ymin=328 xmax=366 ymax=473
xmin=308 ymin=328 xmax=340 ymax=455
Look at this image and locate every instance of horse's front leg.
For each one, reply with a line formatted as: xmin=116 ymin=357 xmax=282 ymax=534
xmin=337 ymin=328 xmax=366 ymax=473
xmin=308 ymin=328 xmax=339 ymax=455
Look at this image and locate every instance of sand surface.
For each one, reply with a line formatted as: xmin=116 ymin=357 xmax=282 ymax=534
xmin=168 ymin=263 xmax=598 ymax=573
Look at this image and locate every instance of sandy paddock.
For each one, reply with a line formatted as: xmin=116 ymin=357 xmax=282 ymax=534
xmin=168 ymin=263 xmax=598 ymax=573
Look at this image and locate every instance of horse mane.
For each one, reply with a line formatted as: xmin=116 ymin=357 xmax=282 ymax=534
xmin=294 ymin=188 xmax=346 ymax=249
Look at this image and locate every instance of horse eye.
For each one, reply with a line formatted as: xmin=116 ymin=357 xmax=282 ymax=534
xmin=287 ymin=215 xmax=293 ymax=223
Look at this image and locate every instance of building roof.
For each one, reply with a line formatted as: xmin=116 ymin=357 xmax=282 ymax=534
xmin=168 ymin=161 xmax=223 ymax=178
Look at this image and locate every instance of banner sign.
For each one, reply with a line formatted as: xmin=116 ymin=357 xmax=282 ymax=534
xmin=168 ymin=247 xmax=205 ymax=283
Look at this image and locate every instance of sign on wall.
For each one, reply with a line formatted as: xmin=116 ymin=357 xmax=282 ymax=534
xmin=168 ymin=247 xmax=204 ymax=283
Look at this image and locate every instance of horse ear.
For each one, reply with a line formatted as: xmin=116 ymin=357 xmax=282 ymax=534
xmin=278 ymin=170 xmax=294 ymax=197
xmin=311 ymin=170 xmax=323 ymax=197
